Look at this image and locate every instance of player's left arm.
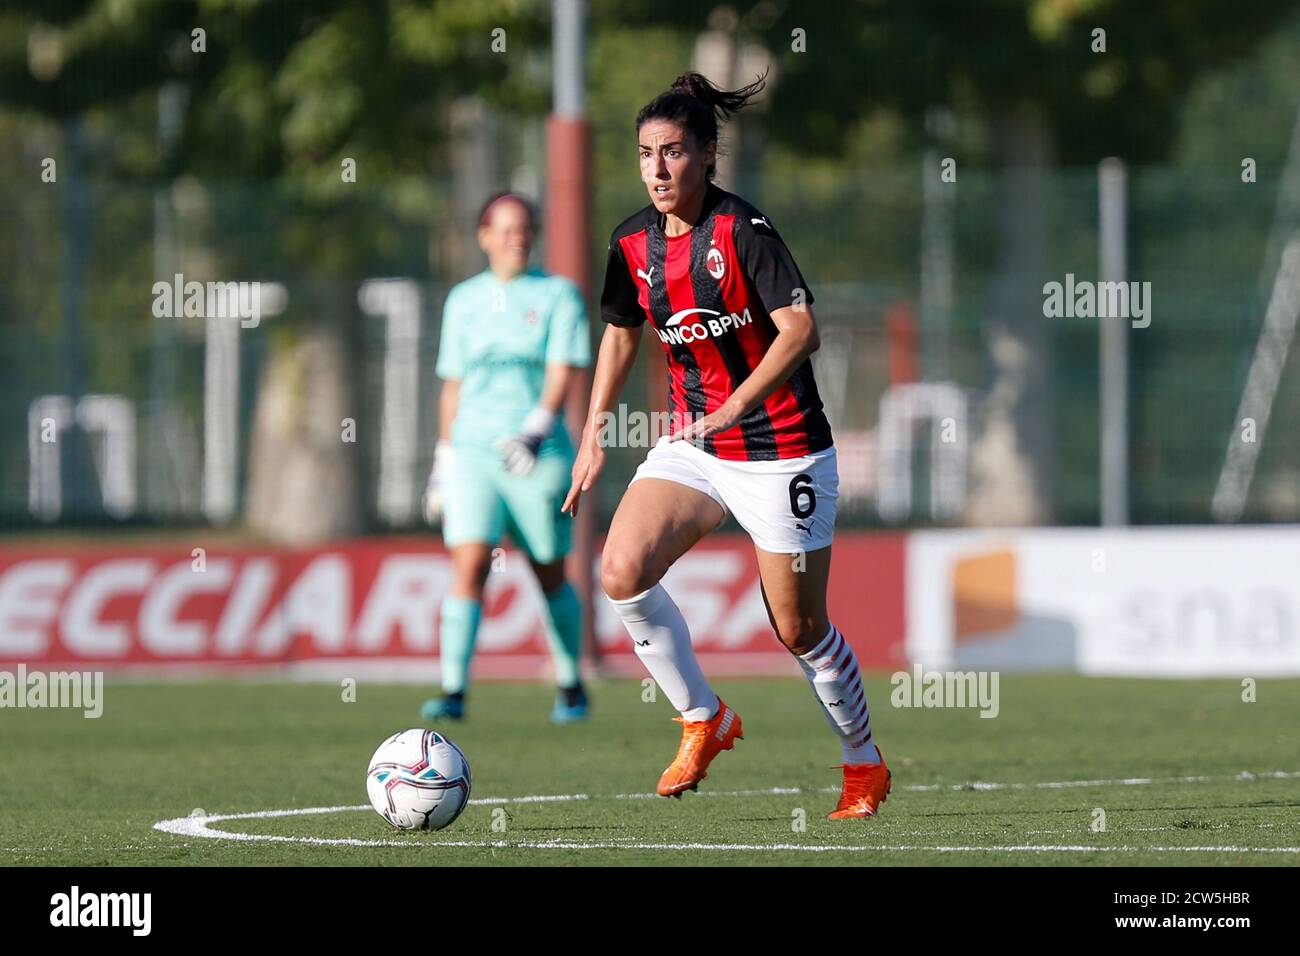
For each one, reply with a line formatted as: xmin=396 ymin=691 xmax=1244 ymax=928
xmin=671 ymin=214 xmax=818 ymax=443
xmin=500 ymin=280 xmax=592 ymax=475
xmin=500 ymin=362 xmax=581 ymax=475
xmin=537 ymin=362 xmax=577 ymax=416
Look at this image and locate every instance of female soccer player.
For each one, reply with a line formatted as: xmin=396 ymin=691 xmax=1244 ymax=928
xmin=562 ymin=73 xmax=890 ymax=818
xmin=422 ymin=192 xmax=591 ymax=725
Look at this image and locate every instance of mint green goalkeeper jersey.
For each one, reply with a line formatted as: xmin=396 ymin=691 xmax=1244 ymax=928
xmin=436 ymin=268 xmax=591 ymax=455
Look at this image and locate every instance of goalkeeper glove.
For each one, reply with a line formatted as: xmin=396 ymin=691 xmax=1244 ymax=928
xmin=499 ymin=407 xmax=556 ymax=477
xmin=422 ymin=440 xmax=452 ymax=525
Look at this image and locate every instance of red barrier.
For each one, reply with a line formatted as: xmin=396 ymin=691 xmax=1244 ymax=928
xmin=0 ymin=533 xmax=905 ymax=678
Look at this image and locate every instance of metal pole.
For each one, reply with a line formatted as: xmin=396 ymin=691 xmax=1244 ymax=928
xmin=60 ymin=117 xmax=90 ymax=519
xmin=553 ymin=0 xmax=584 ymax=116
xmin=202 ymin=307 xmax=239 ymax=524
xmin=920 ymin=108 xmax=956 ymax=382
xmin=153 ymin=81 xmax=185 ymax=518
xmin=1098 ymin=157 xmax=1129 ymax=527
xmin=1212 ymin=236 xmax=1300 ymax=520
xmin=549 ymin=0 xmax=597 ymax=666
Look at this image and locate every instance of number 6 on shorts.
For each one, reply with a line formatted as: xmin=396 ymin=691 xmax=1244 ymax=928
xmin=789 ymin=473 xmax=816 ymax=519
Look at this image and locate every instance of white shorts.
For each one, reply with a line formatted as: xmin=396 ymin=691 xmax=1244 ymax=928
xmin=629 ymin=436 xmax=839 ymax=553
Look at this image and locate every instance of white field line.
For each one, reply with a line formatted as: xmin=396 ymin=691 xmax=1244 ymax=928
xmin=614 ymin=769 xmax=1300 ymax=799
xmin=900 ymin=769 xmax=1300 ymax=793
xmin=150 ymin=809 xmax=1300 ymax=855
xmin=0 ymin=844 xmax=186 ymax=852
xmin=150 ymin=769 xmax=1300 ymax=854
xmin=1028 ymin=821 xmax=1300 ymax=835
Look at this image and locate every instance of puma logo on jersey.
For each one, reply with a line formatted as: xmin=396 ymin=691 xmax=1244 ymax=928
xmin=795 ymin=521 xmax=813 ymax=535
xmin=636 ymin=265 xmax=655 ymax=287
xmin=634 ymin=639 xmax=651 ymax=647
xmin=751 ymin=216 xmax=771 ymax=229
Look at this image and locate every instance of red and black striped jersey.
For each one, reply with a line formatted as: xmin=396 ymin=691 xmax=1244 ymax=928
xmin=600 ymin=182 xmax=833 ymax=461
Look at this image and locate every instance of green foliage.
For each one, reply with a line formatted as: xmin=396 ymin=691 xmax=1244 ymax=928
xmin=0 ymin=0 xmax=550 ymax=181
xmin=751 ymin=0 xmax=1300 ymax=164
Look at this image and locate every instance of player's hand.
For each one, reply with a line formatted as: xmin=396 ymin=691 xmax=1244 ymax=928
xmin=562 ymin=436 xmax=605 ymax=517
xmin=422 ymin=440 xmax=452 ymax=525
xmin=498 ymin=406 xmax=556 ymax=478
xmin=669 ymin=398 xmax=745 ymax=444
xmin=499 ymin=432 xmax=544 ymax=477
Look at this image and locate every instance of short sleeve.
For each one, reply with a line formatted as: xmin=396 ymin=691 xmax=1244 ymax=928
xmin=600 ymin=239 xmax=645 ymax=327
xmin=734 ymin=215 xmax=814 ymax=314
xmin=545 ymin=279 xmax=592 ymax=368
xmin=435 ymin=288 xmax=465 ymax=379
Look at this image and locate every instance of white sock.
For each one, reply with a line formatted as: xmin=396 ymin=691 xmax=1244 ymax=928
xmin=607 ymin=583 xmax=718 ymax=722
xmin=796 ymin=624 xmax=880 ymax=764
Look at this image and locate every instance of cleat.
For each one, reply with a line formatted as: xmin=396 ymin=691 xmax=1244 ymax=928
xmin=656 ymin=697 xmax=743 ymax=797
xmin=551 ymin=686 xmax=590 ymax=725
xmin=827 ymin=751 xmax=892 ymax=819
xmin=420 ymin=695 xmax=464 ymax=722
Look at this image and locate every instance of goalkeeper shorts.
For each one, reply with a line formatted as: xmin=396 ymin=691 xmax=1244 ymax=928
xmin=441 ymin=444 xmax=573 ymax=564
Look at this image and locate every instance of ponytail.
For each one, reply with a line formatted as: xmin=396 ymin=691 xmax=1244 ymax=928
xmin=636 ymin=71 xmax=768 ymax=181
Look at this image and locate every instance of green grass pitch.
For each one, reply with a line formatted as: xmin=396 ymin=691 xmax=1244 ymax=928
xmin=1 ymin=675 xmax=1297 ymax=866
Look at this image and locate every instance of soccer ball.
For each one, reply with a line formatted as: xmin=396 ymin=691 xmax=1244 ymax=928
xmin=365 ymin=729 xmax=472 ymax=831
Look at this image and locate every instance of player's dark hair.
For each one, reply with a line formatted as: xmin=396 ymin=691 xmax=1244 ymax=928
xmin=636 ymin=71 xmax=767 ymax=181
xmin=477 ymin=191 xmax=537 ymax=230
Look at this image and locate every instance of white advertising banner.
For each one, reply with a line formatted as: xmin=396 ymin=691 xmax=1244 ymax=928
xmin=907 ymin=527 xmax=1300 ymax=676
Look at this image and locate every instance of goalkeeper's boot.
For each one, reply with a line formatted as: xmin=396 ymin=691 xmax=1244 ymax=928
xmin=656 ymin=697 xmax=743 ymax=797
xmin=420 ymin=692 xmax=465 ymax=722
xmin=827 ymin=750 xmax=892 ymax=819
xmin=550 ymin=684 xmax=590 ymax=725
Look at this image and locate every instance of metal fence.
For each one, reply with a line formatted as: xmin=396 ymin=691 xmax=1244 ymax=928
xmin=1 ymin=164 xmax=1296 ymax=534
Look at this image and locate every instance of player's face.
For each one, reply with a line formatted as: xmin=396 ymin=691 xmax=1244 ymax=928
xmin=638 ymin=120 xmax=715 ymax=217
xmin=477 ymin=201 xmax=533 ymax=277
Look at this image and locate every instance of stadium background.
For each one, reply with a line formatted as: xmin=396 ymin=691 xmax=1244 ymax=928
xmin=3 ymin=0 xmax=1300 ymax=682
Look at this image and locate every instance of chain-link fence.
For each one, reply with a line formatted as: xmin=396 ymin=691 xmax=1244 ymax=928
xmin=1 ymin=165 xmax=1295 ymax=534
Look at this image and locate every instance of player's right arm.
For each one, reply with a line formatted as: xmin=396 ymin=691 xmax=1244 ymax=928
xmin=438 ymin=379 xmax=461 ymax=442
xmin=562 ymin=324 xmax=640 ymax=517
xmin=562 ymin=236 xmax=645 ymax=517
xmin=422 ymin=378 xmax=459 ymax=525
xmin=425 ymin=287 xmax=466 ymax=525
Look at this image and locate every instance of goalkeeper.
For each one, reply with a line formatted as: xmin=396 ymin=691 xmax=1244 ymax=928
xmin=421 ymin=192 xmax=592 ymax=724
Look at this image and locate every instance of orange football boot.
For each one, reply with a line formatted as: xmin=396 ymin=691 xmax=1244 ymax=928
xmin=656 ymin=698 xmax=744 ymax=797
xmin=827 ymin=750 xmax=892 ymax=819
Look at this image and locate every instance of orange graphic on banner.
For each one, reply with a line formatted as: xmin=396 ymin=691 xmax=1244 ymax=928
xmin=953 ymin=549 xmax=1018 ymax=640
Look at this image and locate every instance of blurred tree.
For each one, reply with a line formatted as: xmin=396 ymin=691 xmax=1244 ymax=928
xmin=0 ymin=0 xmax=547 ymax=539
xmin=579 ymin=0 xmax=1298 ymax=523
xmin=3 ymin=0 xmax=1299 ymax=531
xmin=752 ymin=0 xmax=1300 ymax=524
